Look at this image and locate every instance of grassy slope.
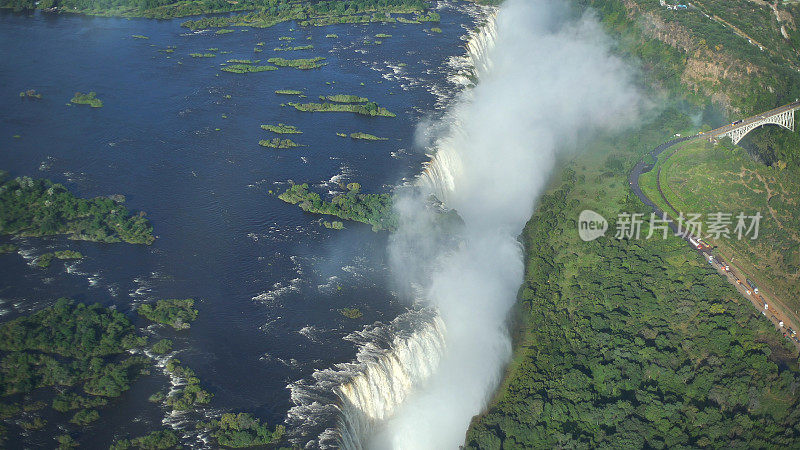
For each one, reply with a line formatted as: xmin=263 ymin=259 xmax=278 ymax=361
xmin=658 ymin=141 xmax=800 ymax=313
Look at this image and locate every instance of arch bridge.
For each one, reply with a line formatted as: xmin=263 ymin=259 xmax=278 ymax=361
xmin=709 ymin=101 xmax=799 ymax=145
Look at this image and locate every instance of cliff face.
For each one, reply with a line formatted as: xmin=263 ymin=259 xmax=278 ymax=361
xmin=620 ymin=0 xmax=766 ymax=114
xmin=611 ymin=0 xmax=800 ymax=117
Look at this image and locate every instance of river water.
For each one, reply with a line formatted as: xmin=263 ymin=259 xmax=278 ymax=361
xmin=0 ymin=3 xmax=487 ymax=447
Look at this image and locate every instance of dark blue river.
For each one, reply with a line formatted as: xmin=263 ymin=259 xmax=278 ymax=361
xmin=0 ymin=3 xmax=483 ymax=446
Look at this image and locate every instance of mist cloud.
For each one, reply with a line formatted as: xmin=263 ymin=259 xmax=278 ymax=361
xmin=376 ymin=0 xmax=642 ymax=447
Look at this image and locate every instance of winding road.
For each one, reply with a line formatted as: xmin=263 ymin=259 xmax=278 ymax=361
xmin=628 ymin=126 xmax=800 ymax=350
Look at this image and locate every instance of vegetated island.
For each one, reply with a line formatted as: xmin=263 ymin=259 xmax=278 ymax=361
xmin=340 ymin=307 xmax=363 ymax=319
xmin=320 ymin=94 xmax=369 ymax=103
xmin=275 ymin=89 xmax=303 ymax=95
xmin=35 ymin=250 xmax=83 ymax=268
xmin=261 ymin=123 xmax=302 ymax=134
xmin=0 ymin=299 xmax=149 ymax=436
xmin=179 ymin=0 xmax=436 ymax=30
xmin=137 ymin=298 xmax=198 ymax=330
xmin=221 ymin=63 xmax=277 ymax=73
xmin=70 ymin=92 xmax=103 ymax=108
xmin=0 ymin=174 xmax=155 ymax=245
xmin=189 ymin=52 xmax=216 ymax=58
xmin=267 ymin=56 xmax=326 ymax=69
xmin=19 ymin=89 xmax=42 ymax=99
xmin=278 ymin=182 xmax=396 ymax=231
xmin=350 ymin=132 xmax=387 ymax=141
xmin=259 ymin=138 xmax=302 ymax=148
xmin=287 ymin=101 xmax=396 ymax=117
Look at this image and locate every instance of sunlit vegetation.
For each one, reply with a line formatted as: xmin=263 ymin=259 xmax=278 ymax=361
xmin=221 ymin=63 xmax=277 ymax=73
xmin=0 ymin=175 xmax=155 ymax=245
xmin=336 ymin=132 xmax=347 ymax=138
xmin=375 ymin=33 xmax=391 ymax=38
xmin=261 ymin=123 xmax=302 ymax=134
xmin=199 ymin=413 xmax=285 ymax=448
xmin=34 ymin=250 xmax=81 ymax=268
xmin=70 ymin=92 xmax=103 ymax=108
xmin=131 ymin=34 xmax=148 ymax=39
xmin=275 ymin=89 xmax=303 ymax=95
xmin=267 ymin=56 xmax=326 ymax=69
xmin=278 ymin=182 xmax=396 ymax=231
xmin=339 ymin=307 xmax=362 ymax=318
xmin=19 ymin=89 xmax=42 ymax=99
xmin=642 ymin=139 xmax=800 ymax=313
xmin=325 ymin=33 xmax=338 ymax=38
xmin=215 ymin=28 xmax=234 ymax=34
xmin=110 ymin=429 xmax=179 ymax=450
xmin=287 ymin=101 xmax=395 ymax=117
xmin=320 ymin=94 xmax=368 ymax=103
xmin=350 ymin=132 xmax=387 ymax=141
xmin=258 ymin=138 xmax=302 ymax=148
xmin=150 ymin=339 xmax=173 ymax=355
xmin=430 ymin=27 xmax=442 ymax=33
xmin=323 ymin=220 xmax=344 ymax=229
xmin=189 ymin=52 xmax=216 ymax=58
xmin=178 ymin=0 xmax=430 ymax=29
xmin=54 ymin=250 xmax=83 ymax=259
xmin=137 ymin=299 xmax=198 ymax=330
xmin=164 ymin=359 xmax=212 ymax=411
xmin=36 ymin=252 xmax=54 ymax=268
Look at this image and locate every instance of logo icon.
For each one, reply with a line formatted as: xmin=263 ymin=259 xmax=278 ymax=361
xmin=578 ymin=210 xmax=608 ymax=242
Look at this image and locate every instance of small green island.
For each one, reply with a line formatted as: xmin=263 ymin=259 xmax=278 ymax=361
xmin=350 ymin=132 xmax=387 ymax=141
xmin=215 ymin=28 xmax=234 ymax=34
xmin=131 ymin=34 xmax=149 ymax=39
xmin=320 ymin=94 xmax=369 ymax=103
xmin=339 ymin=307 xmax=363 ymax=319
xmin=19 ymin=89 xmax=42 ymax=99
xmin=0 ymin=174 xmax=155 ymax=245
xmin=226 ymin=58 xmax=259 ymax=64
xmin=261 ymin=123 xmax=302 ymax=134
xmin=221 ymin=63 xmax=277 ymax=73
xmin=274 ymin=44 xmax=314 ymax=51
xmin=278 ymin=182 xmax=396 ymax=231
xmin=267 ymin=56 xmax=326 ymax=69
xmin=287 ymin=101 xmax=396 ymax=117
xmin=35 ymin=250 xmax=83 ymax=268
xmin=275 ymin=89 xmax=303 ymax=95
xmin=259 ymin=138 xmax=302 ymax=148
xmin=189 ymin=52 xmax=216 ymax=58
xmin=70 ymin=92 xmax=103 ymax=108
xmin=137 ymin=298 xmax=198 ymax=330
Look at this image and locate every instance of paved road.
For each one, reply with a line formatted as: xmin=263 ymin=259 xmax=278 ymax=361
xmin=628 ymin=125 xmax=800 ymax=350
xmin=706 ymin=100 xmax=800 ymax=140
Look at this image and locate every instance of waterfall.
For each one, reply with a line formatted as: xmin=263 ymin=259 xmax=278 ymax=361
xmin=284 ymin=11 xmax=499 ymax=449
xmin=419 ymin=18 xmax=497 ymax=203
xmin=285 ymin=309 xmax=446 ymax=449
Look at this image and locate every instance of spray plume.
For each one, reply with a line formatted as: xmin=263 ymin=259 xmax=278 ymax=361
xmin=374 ymin=0 xmax=642 ymax=447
